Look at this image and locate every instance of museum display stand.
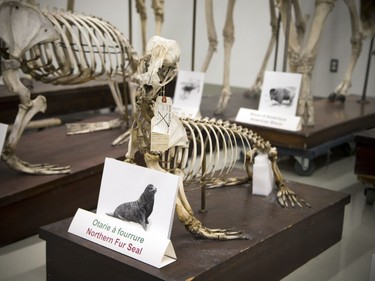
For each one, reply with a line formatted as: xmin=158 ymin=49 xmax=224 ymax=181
xmin=201 ymin=89 xmax=375 ymax=175
xmin=354 ymin=128 xmax=375 ymax=204
xmin=40 ymin=177 xmax=350 ymax=281
xmin=0 ymin=114 xmax=127 ymax=246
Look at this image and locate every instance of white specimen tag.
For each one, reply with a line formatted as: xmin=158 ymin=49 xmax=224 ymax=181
xmin=151 ymin=96 xmax=172 ymax=152
xmin=0 ymin=123 xmax=8 ymax=152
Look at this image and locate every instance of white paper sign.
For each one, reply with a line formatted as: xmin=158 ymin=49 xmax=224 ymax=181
xmin=172 ymin=70 xmax=205 ymax=118
xmin=258 ymin=71 xmax=302 ymax=116
xmin=0 ymin=123 xmax=8 ymax=152
xmin=69 ymin=158 xmax=179 ymax=268
xmin=68 ymin=209 xmax=176 ymax=268
xmin=235 ymin=108 xmax=302 ymax=131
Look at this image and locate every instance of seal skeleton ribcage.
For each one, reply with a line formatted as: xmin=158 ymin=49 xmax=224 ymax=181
xmin=131 ymin=102 xmax=262 ymax=187
xmin=21 ymin=9 xmax=136 ymax=85
xmin=160 ymin=117 xmax=264 ymax=186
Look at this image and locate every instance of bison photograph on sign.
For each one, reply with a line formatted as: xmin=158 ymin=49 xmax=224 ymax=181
xmin=258 ymin=71 xmax=302 ymax=117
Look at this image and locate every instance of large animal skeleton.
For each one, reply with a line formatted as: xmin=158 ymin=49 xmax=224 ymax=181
xmin=203 ymin=0 xmax=369 ymax=126
xmin=0 ymin=1 xmax=138 ymax=174
xmin=126 ymin=36 xmax=308 ymax=240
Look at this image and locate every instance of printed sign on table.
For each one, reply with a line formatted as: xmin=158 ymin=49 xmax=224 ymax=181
xmin=258 ymin=71 xmax=302 ymax=116
xmin=235 ymin=107 xmax=302 ymax=131
xmin=69 ymin=158 xmax=179 ymax=268
xmin=172 ymin=69 xmax=205 ymax=118
xmin=236 ymin=71 xmax=302 ymax=131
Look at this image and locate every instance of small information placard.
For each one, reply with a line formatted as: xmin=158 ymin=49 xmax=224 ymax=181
xmin=0 ymin=123 xmax=8 ymax=152
xmin=258 ymin=71 xmax=302 ymax=116
xmin=237 ymin=71 xmax=302 ymax=131
xmin=68 ymin=209 xmax=176 ymax=268
xmin=235 ymin=108 xmax=302 ymax=131
xmin=69 ymin=158 xmax=179 ymax=268
xmin=172 ymin=70 xmax=205 ymax=118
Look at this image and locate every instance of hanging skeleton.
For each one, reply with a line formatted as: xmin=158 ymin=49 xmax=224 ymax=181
xmin=202 ymin=0 xmax=367 ymax=127
xmin=0 ymin=1 xmax=138 ymax=174
xmin=126 ymin=35 xmax=308 ymax=240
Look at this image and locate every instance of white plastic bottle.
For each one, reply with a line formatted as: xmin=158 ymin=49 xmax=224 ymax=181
xmin=252 ymin=153 xmax=274 ymax=196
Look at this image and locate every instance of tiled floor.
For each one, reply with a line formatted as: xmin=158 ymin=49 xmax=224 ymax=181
xmin=280 ymin=151 xmax=375 ymax=281
xmin=0 ymin=148 xmax=374 ymax=280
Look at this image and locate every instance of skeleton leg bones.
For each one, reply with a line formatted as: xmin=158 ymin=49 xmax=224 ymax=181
xmin=1 ymin=59 xmax=70 ymax=174
xmin=296 ymin=0 xmax=336 ymax=126
xmin=245 ymin=0 xmax=279 ymax=98
xmin=144 ymin=153 xmax=248 ymax=240
xmin=329 ymin=0 xmax=362 ymax=102
xmin=66 ymin=78 xmax=132 ymax=145
xmin=201 ymin=0 xmax=237 ymax=115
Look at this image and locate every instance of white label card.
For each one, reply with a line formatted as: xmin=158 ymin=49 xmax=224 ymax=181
xmin=0 ymin=123 xmax=8 ymax=152
xmin=69 ymin=158 xmax=179 ymax=268
xmin=68 ymin=209 xmax=176 ymax=268
xmin=258 ymin=71 xmax=302 ymax=116
xmin=172 ymin=70 xmax=205 ymax=118
xmin=151 ymin=96 xmax=172 ymax=152
xmin=235 ymin=108 xmax=302 ymax=131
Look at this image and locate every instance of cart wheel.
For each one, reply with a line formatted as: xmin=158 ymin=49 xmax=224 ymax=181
xmin=294 ymin=160 xmax=316 ymax=176
xmin=364 ymin=188 xmax=375 ymax=205
xmin=341 ymin=142 xmax=355 ymax=156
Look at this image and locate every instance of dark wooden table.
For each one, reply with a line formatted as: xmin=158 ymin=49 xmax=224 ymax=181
xmin=201 ymin=90 xmax=375 ymax=175
xmin=354 ymin=128 xmax=375 ymax=204
xmin=201 ymin=90 xmax=375 ymax=151
xmin=40 ymin=179 xmax=350 ymax=281
xmin=0 ymin=114 xmax=127 ymax=245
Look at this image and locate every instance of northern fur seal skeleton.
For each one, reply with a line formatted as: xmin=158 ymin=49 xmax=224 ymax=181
xmin=126 ymin=35 xmax=309 ymax=240
xmin=0 ymin=0 xmax=309 ymax=240
xmin=0 ymin=1 xmax=138 ymax=174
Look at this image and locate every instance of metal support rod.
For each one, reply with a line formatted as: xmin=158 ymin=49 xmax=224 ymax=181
xmin=359 ymin=36 xmax=374 ymax=104
xmin=123 ymin=78 xmax=130 ymax=127
xmin=67 ymin=0 xmax=74 ymax=11
xmin=191 ymin=0 xmax=197 ymax=71
xmin=282 ymin=0 xmax=292 ymax=72
xmin=274 ymin=13 xmax=281 ymax=71
xmin=128 ymin=0 xmax=133 ymax=44
xmin=199 ymin=147 xmax=207 ymax=213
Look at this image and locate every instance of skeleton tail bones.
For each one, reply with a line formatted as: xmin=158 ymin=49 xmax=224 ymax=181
xmin=126 ymin=36 xmax=309 ymax=240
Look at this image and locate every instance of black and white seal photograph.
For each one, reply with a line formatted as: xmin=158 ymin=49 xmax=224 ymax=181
xmin=107 ymin=184 xmax=157 ymax=231
xmin=96 ymin=158 xmax=179 ymax=237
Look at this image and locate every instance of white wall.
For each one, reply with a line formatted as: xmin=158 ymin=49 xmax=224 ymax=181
xmin=38 ymin=0 xmax=374 ymax=98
